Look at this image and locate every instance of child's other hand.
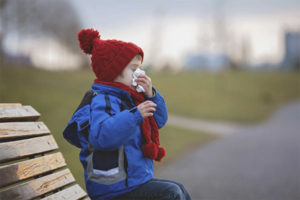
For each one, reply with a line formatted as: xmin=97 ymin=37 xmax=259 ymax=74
xmin=137 ymin=100 xmax=157 ymax=118
xmin=135 ymin=74 xmax=153 ymax=97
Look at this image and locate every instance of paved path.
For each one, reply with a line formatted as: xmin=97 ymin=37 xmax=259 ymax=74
xmin=158 ymin=99 xmax=300 ymax=200
xmin=168 ymin=114 xmax=253 ymax=136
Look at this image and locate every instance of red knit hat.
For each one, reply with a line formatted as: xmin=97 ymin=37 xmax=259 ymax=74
xmin=78 ymin=28 xmax=144 ymax=82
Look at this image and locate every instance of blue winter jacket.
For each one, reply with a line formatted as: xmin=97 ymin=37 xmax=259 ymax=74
xmin=63 ymin=83 xmax=168 ymax=200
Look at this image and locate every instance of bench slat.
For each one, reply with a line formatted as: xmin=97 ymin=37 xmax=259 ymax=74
xmin=0 ymin=152 xmax=66 ymax=187
xmin=0 ymin=103 xmax=88 ymax=199
xmin=0 ymin=105 xmax=40 ymax=122
xmin=0 ymin=169 xmax=75 ymax=200
xmin=41 ymin=184 xmax=87 ymax=200
xmin=0 ymin=122 xmax=50 ymax=141
xmin=0 ymin=104 xmax=22 ymax=107
xmin=0 ymin=135 xmax=58 ymax=163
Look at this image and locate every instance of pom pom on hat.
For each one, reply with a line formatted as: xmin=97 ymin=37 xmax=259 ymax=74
xmin=78 ymin=28 xmax=100 ymax=54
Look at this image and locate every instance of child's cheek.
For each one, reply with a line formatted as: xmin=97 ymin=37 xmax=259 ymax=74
xmin=126 ymin=71 xmax=133 ymax=86
xmin=130 ymin=71 xmax=135 ymax=80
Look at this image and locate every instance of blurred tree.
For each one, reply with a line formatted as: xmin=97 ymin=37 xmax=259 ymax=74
xmin=0 ymin=0 xmax=8 ymax=60
xmin=0 ymin=0 xmax=88 ymax=68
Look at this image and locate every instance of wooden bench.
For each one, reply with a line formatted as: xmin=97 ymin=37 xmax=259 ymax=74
xmin=0 ymin=103 xmax=90 ymax=200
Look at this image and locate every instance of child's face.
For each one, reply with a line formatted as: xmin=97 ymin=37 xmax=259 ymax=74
xmin=114 ymin=56 xmax=142 ymax=89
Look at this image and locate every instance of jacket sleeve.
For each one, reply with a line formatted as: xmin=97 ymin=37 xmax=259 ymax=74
xmin=89 ymin=94 xmax=144 ymax=151
xmin=146 ymin=87 xmax=168 ymax=129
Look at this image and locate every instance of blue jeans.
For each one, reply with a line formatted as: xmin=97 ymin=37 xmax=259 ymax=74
xmin=112 ymin=178 xmax=192 ymax=200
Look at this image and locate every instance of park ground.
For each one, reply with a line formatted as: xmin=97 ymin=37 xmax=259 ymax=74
xmin=0 ymin=63 xmax=299 ymax=190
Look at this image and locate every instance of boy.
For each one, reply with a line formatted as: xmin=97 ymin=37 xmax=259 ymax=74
xmin=63 ymin=28 xmax=191 ymax=200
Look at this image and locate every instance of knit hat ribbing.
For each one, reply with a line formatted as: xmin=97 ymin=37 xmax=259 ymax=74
xmin=78 ymin=28 xmax=144 ymax=82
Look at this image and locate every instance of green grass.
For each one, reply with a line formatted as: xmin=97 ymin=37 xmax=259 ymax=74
xmin=150 ymin=70 xmax=300 ymax=123
xmin=154 ymin=125 xmax=219 ymax=173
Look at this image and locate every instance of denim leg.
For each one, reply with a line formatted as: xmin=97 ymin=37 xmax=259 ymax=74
xmin=150 ymin=178 xmax=192 ymax=200
xmin=113 ymin=178 xmax=190 ymax=200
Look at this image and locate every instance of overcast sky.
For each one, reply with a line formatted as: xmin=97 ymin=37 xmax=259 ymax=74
xmin=5 ymin=0 xmax=299 ymax=69
xmin=70 ymin=0 xmax=300 ymax=69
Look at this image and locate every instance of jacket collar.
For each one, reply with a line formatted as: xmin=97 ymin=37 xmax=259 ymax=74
xmin=92 ymin=83 xmax=133 ymax=103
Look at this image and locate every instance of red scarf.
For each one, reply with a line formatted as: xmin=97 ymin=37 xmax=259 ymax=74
xmin=94 ymin=79 xmax=166 ymax=162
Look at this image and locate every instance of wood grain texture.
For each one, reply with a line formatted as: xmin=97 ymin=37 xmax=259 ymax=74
xmin=0 ymin=152 xmax=66 ymax=187
xmin=0 ymin=169 xmax=75 ymax=200
xmin=0 ymin=106 xmax=40 ymax=122
xmin=0 ymin=104 xmax=22 ymax=107
xmin=0 ymin=122 xmax=50 ymax=141
xmin=0 ymin=135 xmax=58 ymax=163
xmin=41 ymin=184 xmax=87 ymax=200
xmin=0 ymin=103 xmax=88 ymax=200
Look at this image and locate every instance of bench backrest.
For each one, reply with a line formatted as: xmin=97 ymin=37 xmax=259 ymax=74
xmin=0 ymin=103 xmax=89 ymax=200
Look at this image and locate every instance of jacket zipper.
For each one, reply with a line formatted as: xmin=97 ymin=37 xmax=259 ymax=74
xmin=124 ymin=148 xmax=129 ymax=187
xmin=120 ymin=101 xmax=132 ymax=188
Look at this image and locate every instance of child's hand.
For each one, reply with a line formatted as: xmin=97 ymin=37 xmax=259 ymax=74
xmin=137 ymin=100 xmax=157 ymax=118
xmin=135 ymin=74 xmax=153 ymax=98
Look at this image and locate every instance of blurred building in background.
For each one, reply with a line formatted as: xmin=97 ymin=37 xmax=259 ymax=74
xmin=281 ymin=31 xmax=300 ymax=70
xmin=185 ymin=53 xmax=231 ymax=71
xmin=5 ymin=52 xmax=32 ymax=66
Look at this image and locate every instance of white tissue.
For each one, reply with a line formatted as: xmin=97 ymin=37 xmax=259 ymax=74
xmin=132 ymin=68 xmax=146 ymax=93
